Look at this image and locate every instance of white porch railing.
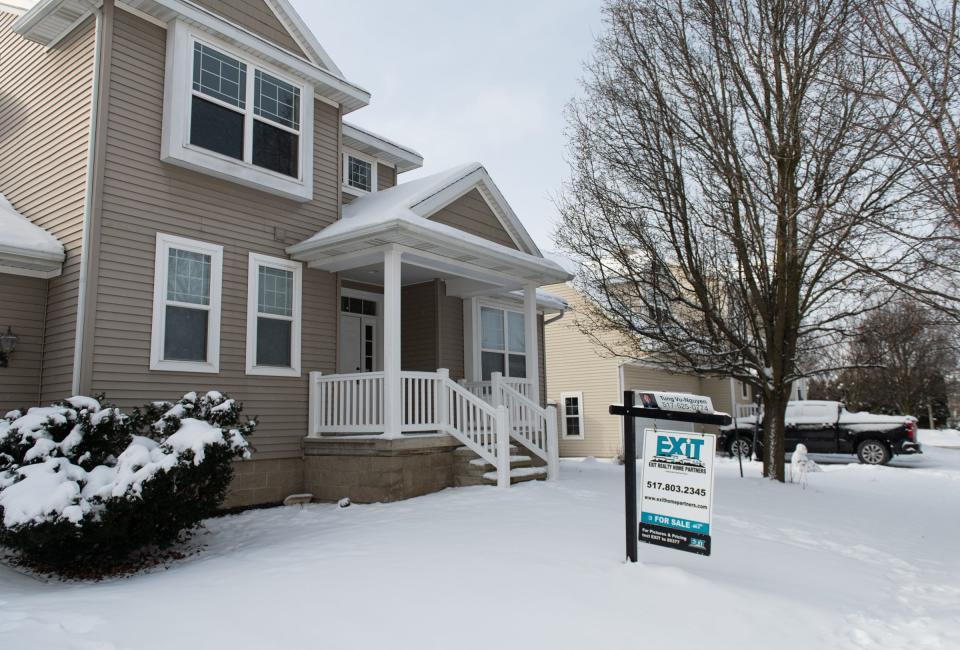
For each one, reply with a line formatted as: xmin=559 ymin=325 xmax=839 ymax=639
xmin=309 ymin=369 xmax=512 ymax=487
xmin=459 ymin=377 xmax=532 ymax=402
xmin=489 ymin=373 xmax=559 ymax=480
xmin=736 ymin=404 xmax=759 ymax=420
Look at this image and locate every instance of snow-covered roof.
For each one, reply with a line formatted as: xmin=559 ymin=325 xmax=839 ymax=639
xmin=0 ymin=193 xmax=64 ymax=278
xmin=288 ymin=163 xmax=570 ymax=288
xmin=342 ymin=122 xmax=423 ymax=173
xmin=505 ymin=288 xmax=569 ymax=313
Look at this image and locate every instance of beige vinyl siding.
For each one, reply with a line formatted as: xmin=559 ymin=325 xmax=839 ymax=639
xmin=0 ymin=14 xmax=95 ymax=401
xmin=401 ymin=282 xmax=438 ymax=371
xmin=430 ymin=188 xmax=518 ymax=250
xmin=192 ymin=0 xmax=306 ymax=59
xmin=377 ymin=163 xmax=396 ymax=191
xmin=89 ymin=10 xmax=340 ymax=460
xmin=0 ymin=273 xmax=47 ymax=412
xmin=437 ymin=283 xmax=464 ymax=380
xmin=544 ymin=283 xmax=623 ymax=458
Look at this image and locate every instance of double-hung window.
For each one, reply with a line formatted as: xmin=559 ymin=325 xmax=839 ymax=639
xmin=162 ymin=21 xmax=314 ymax=201
xmin=560 ymin=392 xmax=584 ymax=438
xmin=150 ymin=233 xmax=223 ymax=373
xmin=343 ymin=151 xmax=377 ymax=194
xmin=479 ymin=306 xmax=526 ymax=380
xmin=246 ymin=253 xmax=302 ymax=376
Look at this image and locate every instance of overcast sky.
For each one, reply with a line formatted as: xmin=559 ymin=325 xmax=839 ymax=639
xmin=290 ymin=0 xmax=605 ymax=250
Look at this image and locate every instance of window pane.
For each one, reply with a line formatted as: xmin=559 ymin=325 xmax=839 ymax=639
xmin=253 ymin=119 xmax=299 ymax=177
xmin=481 ymin=351 xmax=505 ymax=380
xmin=508 ymin=311 xmax=525 ymax=352
xmin=480 ymin=307 xmax=504 ymax=350
xmin=256 ymin=317 xmax=292 ymax=367
xmin=258 ymin=266 xmax=293 ymax=317
xmin=566 ymin=417 xmax=580 ymax=436
xmin=192 ymin=42 xmax=246 ymax=108
xmin=190 ymin=96 xmax=244 ymax=160
xmin=254 ymin=70 xmax=300 ymax=130
xmin=167 ymin=248 xmax=210 ymax=305
xmin=164 ymin=306 xmax=208 ymax=361
xmin=508 ymin=354 xmax=526 ymax=378
xmin=565 ymin=396 xmax=580 ymax=415
xmin=347 ymin=156 xmax=372 ymax=191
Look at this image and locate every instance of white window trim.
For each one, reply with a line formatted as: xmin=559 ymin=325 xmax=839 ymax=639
xmin=560 ymin=391 xmax=585 ymax=439
xmin=342 ymin=148 xmax=378 ymax=196
xmin=477 ymin=301 xmax=528 ymax=380
xmin=161 ymin=20 xmax=315 ymax=202
xmin=150 ymin=233 xmax=223 ymax=373
xmin=246 ymin=252 xmax=303 ymax=377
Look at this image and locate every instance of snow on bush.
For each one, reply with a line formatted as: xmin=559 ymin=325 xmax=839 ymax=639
xmin=0 ymin=391 xmax=255 ymax=575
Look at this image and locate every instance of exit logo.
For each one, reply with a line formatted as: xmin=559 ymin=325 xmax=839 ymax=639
xmin=656 ymin=435 xmax=705 ymax=460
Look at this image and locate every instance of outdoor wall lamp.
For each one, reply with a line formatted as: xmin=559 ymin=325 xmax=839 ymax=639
xmin=0 ymin=326 xmax=18 ymax=368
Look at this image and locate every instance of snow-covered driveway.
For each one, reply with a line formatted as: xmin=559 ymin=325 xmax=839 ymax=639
xmin=2 ymin=433 xmax=958 ymax=650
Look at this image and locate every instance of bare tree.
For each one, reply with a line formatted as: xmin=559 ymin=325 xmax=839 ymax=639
xmin=556 ymin=0 xmax=935 ymax=480
xmin=809 ymin=299 xmax=958 ymax=422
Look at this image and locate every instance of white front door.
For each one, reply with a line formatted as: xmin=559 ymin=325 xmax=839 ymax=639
xmin=338 ymin=313 xmax=377 ymax=373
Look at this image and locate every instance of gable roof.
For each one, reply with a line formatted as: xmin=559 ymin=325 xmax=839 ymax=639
xmin=333 ymin=162 xmax=542 ymax=256
xmin=0 ymin=193 xmax=65 ymax=278
xmin=287 ymin=163 xmax=569 ymax=287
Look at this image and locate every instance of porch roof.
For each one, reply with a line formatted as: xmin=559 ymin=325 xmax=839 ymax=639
xmin=0 ymin=193 xmax=65 ymax=278
xmin=287 ymin=163 xmax=572 ymax=287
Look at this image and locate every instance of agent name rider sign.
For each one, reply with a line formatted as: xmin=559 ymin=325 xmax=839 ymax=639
xmin=639 ymin=429 xmax=716 ymax=556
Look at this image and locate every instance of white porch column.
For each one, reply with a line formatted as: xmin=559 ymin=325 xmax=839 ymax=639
xmin=383 ymin=248 xmax=403 ymax=438
xmin=523 ymin=283 xmax=540 ymax=406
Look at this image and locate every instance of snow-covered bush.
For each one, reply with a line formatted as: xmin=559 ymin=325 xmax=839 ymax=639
xmin=0 ymin=392 xmax=254 ymax=574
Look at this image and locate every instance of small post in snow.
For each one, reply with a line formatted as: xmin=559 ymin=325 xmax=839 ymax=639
xmin=622 ymin=390 xmax=639 ymax=563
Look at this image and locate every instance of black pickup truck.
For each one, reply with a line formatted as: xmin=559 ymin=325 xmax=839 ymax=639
xmin=719 ymin=400 xmax=921 ymax=465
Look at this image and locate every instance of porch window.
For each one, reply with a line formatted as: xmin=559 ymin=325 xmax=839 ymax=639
xmin=246 ymin=253 xmax=302 ymax=376
xmin=561 ymin=392 xmax=584 ymax=438
xmin=344 ymin=152 xmax=376 ymax=193
xmin=150 ymin=233 xmax=223 ymax=373
xmin=480 ymin=306 xmax=526 ymax=380
xmin=162 ymin=22 xmax=314 ymax=201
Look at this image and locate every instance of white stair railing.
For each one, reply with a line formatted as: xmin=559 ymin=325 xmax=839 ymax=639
xmin=439 ymin=370 xmax=511 ymax=487
xmin=491 ymin=372 xmax=559 ymax=480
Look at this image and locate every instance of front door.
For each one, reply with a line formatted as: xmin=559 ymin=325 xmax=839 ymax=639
xmin=338 ymin=313 xmax=377 ymax=374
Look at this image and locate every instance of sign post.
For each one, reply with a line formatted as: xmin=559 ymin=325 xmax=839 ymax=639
xmin=609 ymin=391 xmax=731 ymax=563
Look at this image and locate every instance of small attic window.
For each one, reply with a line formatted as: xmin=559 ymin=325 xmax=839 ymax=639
xmin=343 ymin=151 xmax=377 ymax=194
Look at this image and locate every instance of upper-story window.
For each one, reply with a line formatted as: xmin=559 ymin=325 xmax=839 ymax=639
xmin=162 ymin=21 xmax=315 ymax=201
xmin=343 ymin=151 xmax=377 ymax=194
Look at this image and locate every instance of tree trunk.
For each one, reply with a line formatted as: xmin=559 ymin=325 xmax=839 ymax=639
xmin=762 ymin=390 xmax=789 ymax=482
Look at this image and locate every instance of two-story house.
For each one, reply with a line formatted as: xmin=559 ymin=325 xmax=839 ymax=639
xmin=0 ymin=0 xmax=570 ymax=507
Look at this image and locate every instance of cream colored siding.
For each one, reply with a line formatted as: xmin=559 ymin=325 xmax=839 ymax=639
xmin=89 ymin=11 xmax=339 ymax=460
xmin=0 ymin=14 xmax=95 ymax=401
xmin=429 ymin=188 xmax=518 ymax=250
xmin=192 ymin=0 xmax=306 ymax=59
xmin=0 ymin=273 xmax=47 ymax=412
xmin=545 ymin=283 xmax=623 ymax=458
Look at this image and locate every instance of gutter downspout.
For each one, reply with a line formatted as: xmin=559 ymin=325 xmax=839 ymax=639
xmin=72 ymin=1 xmax=112 ymax=395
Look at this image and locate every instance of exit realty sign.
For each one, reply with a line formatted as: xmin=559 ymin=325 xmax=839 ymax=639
xmin=639 ymin=429 xmax=716 ymax=556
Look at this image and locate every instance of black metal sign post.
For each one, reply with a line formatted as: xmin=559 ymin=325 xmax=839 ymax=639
xmin=609 ymin=391 xmax=732 ymax=563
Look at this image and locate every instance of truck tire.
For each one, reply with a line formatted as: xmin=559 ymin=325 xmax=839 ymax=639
xmin=728 ymin=437 xmax=753 ymax=459
xmin=856 ymin=439 xmax=891 ymax=465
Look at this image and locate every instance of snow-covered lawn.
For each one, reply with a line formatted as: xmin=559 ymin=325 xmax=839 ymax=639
xmin=3 ymin=439 xmax=959 ymax=650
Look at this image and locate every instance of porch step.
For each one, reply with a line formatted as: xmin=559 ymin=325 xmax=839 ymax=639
xmin=482 ymin=466 xmax=548 ymax=484
xmin=452 ymin=445 xmax=548 ymax=487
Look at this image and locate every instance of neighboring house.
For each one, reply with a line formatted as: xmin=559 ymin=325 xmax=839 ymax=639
xmin=544 ymin=277 xmax=762 ymax=459
xmin=0 ymin=0 xmax=570 ymax=507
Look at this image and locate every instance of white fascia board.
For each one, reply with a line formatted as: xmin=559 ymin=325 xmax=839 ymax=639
xmin=0 ymin=246 xmax=64 ymax=278
xmin=264 ymin=0 xmax=343 ymax=77
xmin=342 ymin=123 xmax=424 ymax=173
xmin=287 ymin=218 xmax=570 ymax=285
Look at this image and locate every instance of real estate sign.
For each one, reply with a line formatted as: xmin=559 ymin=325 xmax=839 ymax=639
xmin=639 ymin=428 xmax=716 ymax=556
xmin=636 ymin=391 xmax=714 ymax=414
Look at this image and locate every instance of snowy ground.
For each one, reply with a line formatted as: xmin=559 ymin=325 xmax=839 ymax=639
xmin=2 ymin=434 xmax=959 ymax=650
